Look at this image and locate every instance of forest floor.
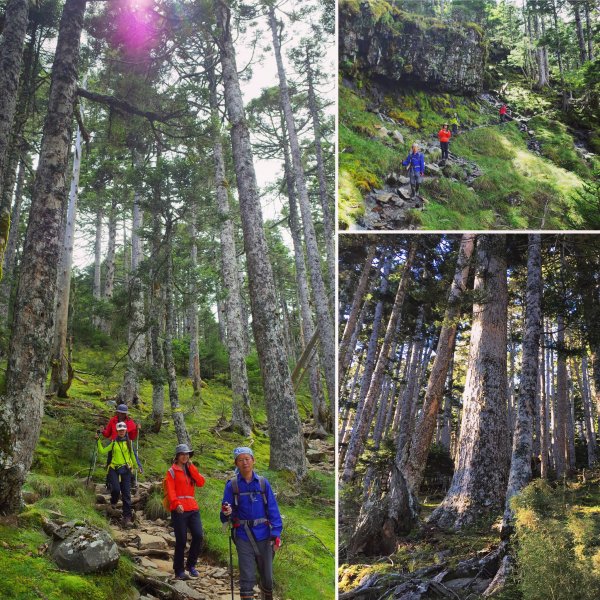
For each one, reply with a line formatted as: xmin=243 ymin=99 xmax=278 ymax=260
xmin=0 ymin=345 xmax=335 ymax=600
xmin=338 ymin=470 xmax=600 ymax=600
xmin=339 ymin=74 xmax=599 ymax=230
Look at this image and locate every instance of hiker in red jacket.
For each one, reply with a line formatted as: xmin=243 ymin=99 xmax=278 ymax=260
xmin=499 ymin=104 xmax=508 ymax=123
xmin=102 ymin=404 xmax=138 ymax=441
xmin=438 ymin=123 xmax=452 ymax=161
xmin=164 ymin=443 xmax=206 ymax=580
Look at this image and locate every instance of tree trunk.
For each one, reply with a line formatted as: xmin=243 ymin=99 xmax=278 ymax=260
xmin=403 ymin=234 xmax=475 ymax=494
xmin=216 ymin=1 xmax=306 ymax=477
xmin=429 ymin=235 xmax=509 ymax=530
xmin=0 ymin=0 xmax=86 ymax=514
xmin=49 ymin=102 xmax=84 ymax=397
xmin=101 ymin=196 xmax=117 ymax=334
xmin=119 ymin=183 xmax=145 ymax=407
xmin=539 ymin=342 xmax=550 ymax=478
xmin=92 ymin=206 xmax=103 ymax=328
xmin=571 ymin=0 xmax=588 ymax=65
xmin=555 ymin=313 xmax=568 ymax=477
xmin=164 ymin=219 xmax=191 ymax=447
xmin=305 ymin=46 xmax=335 ymax=299
xmin=207 ymin=56 xmax=252 ymax=436
xmin=439 ymin=352 xmax=455 ymax=452
xmin=0 ymin=159 xmax=25 ymax=320
xmin=283 ymin=128 xmax=328 ymax=435
xmin=502 ymin=233 xmax=542 ymax=537
xmin=339 ymin=245 xmax=377 ymax=376
xmin=0 ymin=0 xmax=30 ymax=271
xmin=580 ymin=355 xmax=597 ymax=466
xmin=342 ymin=242 xmax=417 ymax=483
xmin=268 ymin=5 xmax=335 ymax=408
xmin=584 ymin=0 xmax=593 ymax=60
xmin=187 ymin=204 xmax=202 ymax=399
xmin=532 ymin=13 xmax=548 ymax=88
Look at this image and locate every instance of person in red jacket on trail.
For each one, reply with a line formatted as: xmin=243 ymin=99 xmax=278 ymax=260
xmin=164 ymin=443 xmax=206 ymax=580
xmin=438 ymin=123 xmax=451 ymax=162
xmin=102 ymin=404 xmax=138 ymax=441
xmin=499 ymin=104 xmax=508 ymax=123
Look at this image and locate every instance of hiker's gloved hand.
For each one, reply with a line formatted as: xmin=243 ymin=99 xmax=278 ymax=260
xmin=176 ymin=504 xmax=184 ymax=513
xmin=222 ymin=502 xmax=232 ymax=517
xmin=270 ymin=536 xmax=281 ymax=552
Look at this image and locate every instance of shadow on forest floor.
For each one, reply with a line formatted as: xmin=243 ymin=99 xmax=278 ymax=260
xmin=339 ymin=470 xmax=600 ymax=600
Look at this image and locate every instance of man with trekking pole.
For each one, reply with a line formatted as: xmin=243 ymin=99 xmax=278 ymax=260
xmin=220 ymin=447 xmax=282 ymax=600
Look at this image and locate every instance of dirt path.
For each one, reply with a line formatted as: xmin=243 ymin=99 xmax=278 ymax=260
xmin=356 ymin=92 xmax=552 ymax=230
xmin=96 ymin=437 xmax=334 ymax=599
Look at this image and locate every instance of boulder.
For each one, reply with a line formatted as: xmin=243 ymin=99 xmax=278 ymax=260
xmin=374 ymin=192 xmax=397 ymax=204
xmin=427 ymin=163 xmax=442 ymax=175
xmin=137 ymin=533 xmax=169 ymax=551
xmin=392 ymin=130 xmax=404 ymax=144
xmin=375 ymin=126 xmax=389 ymax=139
xmin=307 ymin=449 xmax=327 ymax=463
xmin=170 ymin=580 xmax=204 ymax=599
xmin=340 ymin=2 xmax=486 ymax=94
xmin=396 ymin=186 xmax=413 ymax=200
xmin=50 ymin=526 xmax=119 ymax=573
xmin=385 ymin=172 xmax=410 ymax=186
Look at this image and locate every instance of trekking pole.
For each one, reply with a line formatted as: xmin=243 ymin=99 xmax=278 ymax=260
xmin=86 ymin=432 xmax=100 ymax=486
xmin=134 ymin=424 xmax=140 ymax=492
xmin=228 ymin=519 xmax=235 ymax=600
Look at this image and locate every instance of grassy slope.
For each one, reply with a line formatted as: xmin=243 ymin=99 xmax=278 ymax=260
xmin=339 ymin=81 xmax=596 ymax=230
xmin=0 ymin=346 xmax=334 ymax=600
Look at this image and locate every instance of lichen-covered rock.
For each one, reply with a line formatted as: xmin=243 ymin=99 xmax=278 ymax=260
xmin=50 ymin=525 xmax=119 ymax=573
xmin=340 ymin=0 xmax=486 ymax=94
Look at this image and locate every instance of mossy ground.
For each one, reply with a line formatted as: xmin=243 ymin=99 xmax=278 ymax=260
xmin=338 ymin=79 xmax=596 ymax=230
xmin=338 ymin=494 xmax=499 ymax=596
xmin=0 ymin=345 xmax=334 ymax=599
xmin=339 ymin=473 xmax=600 ymax=600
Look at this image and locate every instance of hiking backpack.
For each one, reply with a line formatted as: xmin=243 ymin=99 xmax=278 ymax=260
xmin=229 ymin=475 xmax=268 ymax=511
xmin=162 ymin=467 xmax=176 ymax=513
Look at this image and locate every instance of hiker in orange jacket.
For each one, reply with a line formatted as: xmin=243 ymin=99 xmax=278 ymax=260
xmin=438 ymin=123 xmax=451 ymax=161
xmin=164 ymin=443 xmax=206 ymax=580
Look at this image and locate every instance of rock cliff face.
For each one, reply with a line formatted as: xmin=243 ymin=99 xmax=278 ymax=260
xmin=340 ymin=0 xmax=486 ymax=94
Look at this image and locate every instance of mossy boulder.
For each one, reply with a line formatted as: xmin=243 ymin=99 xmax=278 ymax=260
xmin=340 ymin=0 xmax=486 ymax=94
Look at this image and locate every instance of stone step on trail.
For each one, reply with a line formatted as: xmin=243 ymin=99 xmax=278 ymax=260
xmin=101 ymin=481 xmax=281 ymax=600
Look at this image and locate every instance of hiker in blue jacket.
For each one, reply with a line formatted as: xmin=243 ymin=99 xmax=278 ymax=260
xmin=220 ymin=447 xmax=282 ymax=600
xmin=402 ymin=143 xmax=425 ymax=199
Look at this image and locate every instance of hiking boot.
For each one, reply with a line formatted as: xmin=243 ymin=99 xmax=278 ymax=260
xmin=187 ymin=567 xmax=199 ymax=578
xmin=175 ymin=571 xmax=191 ymax=581
xmin=122 ymin=516 xmax=133 ymax=528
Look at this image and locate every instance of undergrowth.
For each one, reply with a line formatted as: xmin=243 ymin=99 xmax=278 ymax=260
xmin=0 ymin=345 xmax=334 ymax=600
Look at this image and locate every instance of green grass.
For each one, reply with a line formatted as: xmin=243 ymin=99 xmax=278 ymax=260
xmin=0 ymin=345 xmax=334 ymax=600
xmin=0 ymin=525 xmax=135 ymax=600
xmin=512 ymin=475 xmax=600 ymax=600
xmin=338 ymin=77 xmax=595 ymax=229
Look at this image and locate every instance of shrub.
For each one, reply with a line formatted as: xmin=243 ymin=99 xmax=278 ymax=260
xmin=144 ymin=489 xmax=170 ymax=521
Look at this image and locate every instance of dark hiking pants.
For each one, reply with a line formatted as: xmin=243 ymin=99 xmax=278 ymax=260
xmin=409 ymin=169 xmax=422 ymax=196
xmin=108 ymin=466 xmax=132 ymax=518
xmin=440 ymin=141 xmax=449 ymax=160
xmin=235 ymin=537 xmax=274 ymax=599
xmin=452 ymin=124 xmax=458 ymax=135
xmin=172 ymin=510 xmax=203 ymax=573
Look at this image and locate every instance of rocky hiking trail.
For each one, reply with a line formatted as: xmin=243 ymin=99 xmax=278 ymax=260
xmin=356 ymin=93 xmax=596 ymax=230
xmin=37 ymin=432 xmax=335 ymax=600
